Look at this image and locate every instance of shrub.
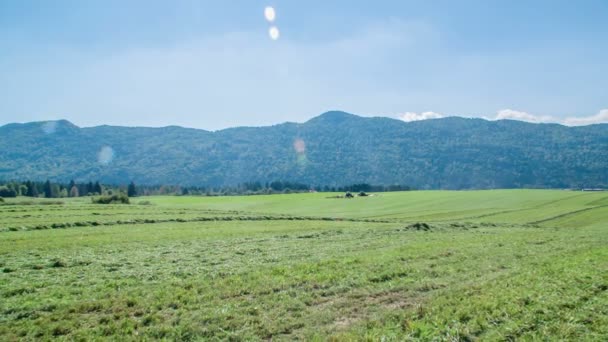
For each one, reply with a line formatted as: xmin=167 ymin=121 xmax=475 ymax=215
xmin=0 ymin=186 xmax=17 ymax=198
xmin=91 ymin=193 xmax=130 ymax=204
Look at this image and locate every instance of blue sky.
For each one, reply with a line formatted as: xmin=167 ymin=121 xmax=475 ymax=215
xmin=1 ymin=0 xmax=607 ymax=129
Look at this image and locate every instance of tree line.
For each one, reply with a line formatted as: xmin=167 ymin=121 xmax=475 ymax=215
xmin=0 ymin=180 xmax=138 ymax=198
xmin=0 ymin=179 xmax=411 ymax=198
xmin=136 ymin=181 xmax=411 ymax=196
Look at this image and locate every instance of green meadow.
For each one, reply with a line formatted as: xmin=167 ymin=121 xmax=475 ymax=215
xmin=1 ymin=190 xmax=607 ymax=340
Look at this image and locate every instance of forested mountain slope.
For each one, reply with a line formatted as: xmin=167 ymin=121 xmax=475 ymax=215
xmin=1 ymin=111 xmax=607 ymax=189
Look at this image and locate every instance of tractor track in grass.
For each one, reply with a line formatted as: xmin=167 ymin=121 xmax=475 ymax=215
xmin=532 ymin=192 xmax=590 ymax=207
xmin=433 ymin=208 xmax=529 ymax=221
xmin=443 ymin=193 xmax=597 ymax=222
xmin=527 ymin=205 xmax=608 ymax=225
xmin=587 ymin=196 xmax=608 ymax=206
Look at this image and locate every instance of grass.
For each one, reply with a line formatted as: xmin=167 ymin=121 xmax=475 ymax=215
xmin=0 ymin=190 xmax=607 ymax=340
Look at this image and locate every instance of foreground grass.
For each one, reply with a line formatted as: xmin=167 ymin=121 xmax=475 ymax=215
xmin=0 ymin=191 xmax=607 ymax=340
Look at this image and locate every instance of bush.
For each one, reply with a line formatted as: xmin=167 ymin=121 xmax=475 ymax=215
xmin=91 ymin=193 xmax=130 ymax=204
xmin=0 ymin=197 xmax=4 ymax=203
xmin=0 ymin=186 xmax=17 ymax=198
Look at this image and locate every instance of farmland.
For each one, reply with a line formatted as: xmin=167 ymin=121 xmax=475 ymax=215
xmin=1 ymin=190 xmax=607 ymax=340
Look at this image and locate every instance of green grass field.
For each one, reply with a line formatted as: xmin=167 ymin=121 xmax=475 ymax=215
xmin=1 ymin=190 xmax=607 ymax=340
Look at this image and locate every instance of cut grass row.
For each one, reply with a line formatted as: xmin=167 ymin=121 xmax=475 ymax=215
xmin=2 ymin=220 xmax=606 ymax=340
xmin=1 ymin=190 xmax=607 ymax=340
xmin=0 ymin=215 xmax=394 ymax=233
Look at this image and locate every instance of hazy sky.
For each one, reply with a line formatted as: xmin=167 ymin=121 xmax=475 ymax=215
xmin=1 ymin=0 xmax=607 ymax=129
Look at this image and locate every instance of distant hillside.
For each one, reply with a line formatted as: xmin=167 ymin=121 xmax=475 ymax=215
xmin=1 ymin=111 xmax=607 ymax=189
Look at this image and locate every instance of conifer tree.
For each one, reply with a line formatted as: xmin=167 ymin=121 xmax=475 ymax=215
xmin=44 ymin=180 xmax=53 ymax=198
xmin=127 ymin=181 xmax=137 ymax=197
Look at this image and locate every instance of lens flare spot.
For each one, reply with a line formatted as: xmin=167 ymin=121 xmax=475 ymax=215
xmin=297 ymin=153 xmax=308 ymax=166
xmin=42 ymin=121 xmax=58 ymax=134
xmin=293 ymin=139 xmax=305 ymax=153
xmin=293 ymin=139 xmax=307 ymax=166
xmin=98 ymin=146 xmax=115 ymax=165
xmin=269 ymin=26 xmax=280 ymax=40
xmin=264 ymin=6 xmax=276 ymax=22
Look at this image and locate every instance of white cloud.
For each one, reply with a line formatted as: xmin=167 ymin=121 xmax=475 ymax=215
xmin=563 ymin=109 xmax=608 ymax=126
xmin=396 ymin=108 xmax=608 ymax=126
xmin=398 ymin=111 xmax=444 ymax=122
xmin=494 ymin=109 xmax=556 ymax=123
xmin=493 ymin=109 xmax=608 ymax=126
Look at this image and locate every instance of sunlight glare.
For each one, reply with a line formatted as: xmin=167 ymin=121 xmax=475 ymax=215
xmin=293 ymin=138 xmax=305 ymax=154
xmin=264 ymin=6 xmax=276 ymax=22
xmin=42 ymin=121 xmax=58 ymax=134
xmin=269 ymin=26 xmax=280 ymax=40
xmin=98 ymin=146 xmax=115 ymax=165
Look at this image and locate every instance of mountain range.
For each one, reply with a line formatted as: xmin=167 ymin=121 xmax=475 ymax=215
xmin=1 ymin=111 xmax=607 ymax=189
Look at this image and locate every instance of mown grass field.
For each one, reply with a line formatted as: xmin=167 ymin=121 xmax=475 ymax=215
xmin=1 ymin=190 xmax=607 ymax=341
